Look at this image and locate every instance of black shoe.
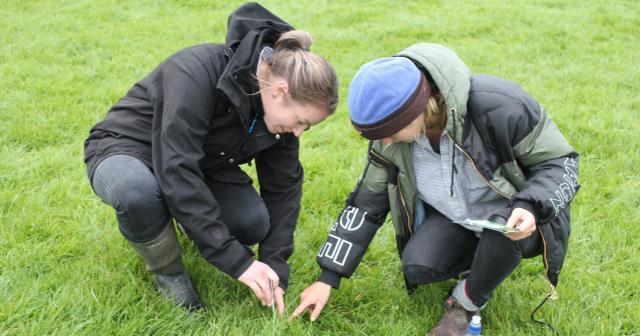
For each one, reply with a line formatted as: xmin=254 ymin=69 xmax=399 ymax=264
xmin=427 ymin=296 xmax=478 ymax=336
xmin=154 ymin=271 xmax=203 ymax=311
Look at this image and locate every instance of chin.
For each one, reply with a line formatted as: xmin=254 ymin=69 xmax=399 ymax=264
xmin=265 ymin=124 xmax=277 ymax=134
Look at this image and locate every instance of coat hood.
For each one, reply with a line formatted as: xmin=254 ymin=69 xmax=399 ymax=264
xmin=217 ymin=2 xmax=293 ymax=126
xmin=396 ymin=43 xmax=471 ymax=143
xmin=225 ymin=2 xmax=293 ymax=50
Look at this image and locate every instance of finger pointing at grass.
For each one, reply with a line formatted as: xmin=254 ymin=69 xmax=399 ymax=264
xmin=290 ymin=281 xmax=332 ymax=321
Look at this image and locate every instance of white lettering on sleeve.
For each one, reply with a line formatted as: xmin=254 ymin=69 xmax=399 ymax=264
xmin=549 ymin=158 xmax=579 ymax=216
xmin=338 ymin=206 xmax=367 ymax=231
xmin=317 ymin=234 xmax=353 ymax=267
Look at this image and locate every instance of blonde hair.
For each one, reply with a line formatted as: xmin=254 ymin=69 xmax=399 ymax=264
xmin=263 ymin=30 xmax=339 ymax=115
xmin=420 ymin=91 xmax=446 ymax=133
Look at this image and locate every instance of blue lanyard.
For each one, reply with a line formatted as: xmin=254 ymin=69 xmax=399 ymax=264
xmin=247 ymin=115 xmax=259 ymax=135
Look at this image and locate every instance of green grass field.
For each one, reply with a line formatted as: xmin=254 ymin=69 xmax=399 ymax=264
xmin=1 ymin=1 xmax=639 ymax=335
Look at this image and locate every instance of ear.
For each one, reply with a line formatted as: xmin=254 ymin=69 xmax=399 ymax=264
xmin=270 ymin=80 xmax=289 ymax=99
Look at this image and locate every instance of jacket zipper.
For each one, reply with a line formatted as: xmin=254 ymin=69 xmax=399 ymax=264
xmin=445 ymin=132 xmax=553 ymax=288
xmin=445 ymin=132 xmax=509 ymax=199
xmin=370 ymin=149 xmax=413 ymax=236
xmin=397 ymin=174 xmax=413 ymax=236
xmin=537 ymin=226 xmax=557 ymax=296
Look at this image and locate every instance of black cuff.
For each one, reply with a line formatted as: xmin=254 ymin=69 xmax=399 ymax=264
xmin=318 ymin=269 xmax=342 ymax=289
xmin=263 ymin=262 xmax=289 ymax=290
xmin=230 ymin=253 xmax=255 ymax=279
xmin=511 ymin=200 xmax=540 ymax=225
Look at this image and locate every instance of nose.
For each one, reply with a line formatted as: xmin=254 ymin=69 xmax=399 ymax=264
xmin=292 ymin=126 xmax=305 ymax=138
xmin=382 ymin=137 xmax=393 ymax=145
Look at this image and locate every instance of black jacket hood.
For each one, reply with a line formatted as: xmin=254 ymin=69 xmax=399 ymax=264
xmin=217 ymin=2 xmax=293 ymax=126
xmin=216 ymin=2 xmax=293 ymax=125
xmin=225 ymin=2 xmax=293 ymax=49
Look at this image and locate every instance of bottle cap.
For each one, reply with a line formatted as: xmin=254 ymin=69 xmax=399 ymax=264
xmin=468 ymin=315 xmax=482 ymax=334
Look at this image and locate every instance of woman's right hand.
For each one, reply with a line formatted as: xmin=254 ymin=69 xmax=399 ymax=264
xmin=238 ymin=260 xmax=282 ymax=311
xmin=289 ymin=281 xmax=332 ymax=321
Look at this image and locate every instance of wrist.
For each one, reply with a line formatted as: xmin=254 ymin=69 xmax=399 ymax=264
xmin=231 ymin=253 xmax=255 ymax=279
xmin=512 ymin=200 xmax=539 ymax=224
xmin=318 ymin=269 xmax=342 ymax=289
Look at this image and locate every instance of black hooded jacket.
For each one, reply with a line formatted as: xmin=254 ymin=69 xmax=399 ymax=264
xmin=84 ymin=3 xmax=300 ymax=288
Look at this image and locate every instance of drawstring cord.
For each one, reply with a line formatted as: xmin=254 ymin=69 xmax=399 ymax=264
xmin=530 ymin=283 xmax=558 ymax=334
xmin=531 ymin=286 xmax=558 ymax=335
xmin=449 ymin=109 xmax=458 ymax=197
xmin=350 ymin=141 xmax=374 ymax=203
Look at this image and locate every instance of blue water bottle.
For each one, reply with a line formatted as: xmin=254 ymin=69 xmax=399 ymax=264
xmin=466 ymin=315 xmax=482 ymax=335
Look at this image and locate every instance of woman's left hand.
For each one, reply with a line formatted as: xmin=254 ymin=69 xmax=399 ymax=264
xmin=505 ymin=207 xmax=536 ymax=240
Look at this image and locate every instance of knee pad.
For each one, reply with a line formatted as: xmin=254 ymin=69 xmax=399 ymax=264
xmin=113 ymin=181 xmax=171 ymax=242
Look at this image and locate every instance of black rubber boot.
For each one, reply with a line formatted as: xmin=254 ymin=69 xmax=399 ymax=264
xmin=128 ymin=224 xmax=203 ymax=311
xmin=153 ymin=258 xmax=203 ymax=311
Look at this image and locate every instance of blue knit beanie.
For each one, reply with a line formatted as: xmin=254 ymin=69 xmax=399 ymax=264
xmin=348 ymin=57 xmax=431 ymax=140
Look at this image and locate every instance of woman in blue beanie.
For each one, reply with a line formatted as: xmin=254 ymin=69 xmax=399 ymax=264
xmin=84 ymin=3 xmax=338 ymax=312
xmin=291 ymin=43 xmax=579 ymax=335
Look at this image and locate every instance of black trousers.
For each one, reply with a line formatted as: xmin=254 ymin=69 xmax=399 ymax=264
xmin=401 ymin=207 xmax=542 ymax=307
xmin=92 ymin=154 xmax=270 ymax=245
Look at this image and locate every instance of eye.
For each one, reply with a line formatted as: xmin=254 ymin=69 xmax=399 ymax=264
xmin=297 ymin=119 xmax=310 ymax=131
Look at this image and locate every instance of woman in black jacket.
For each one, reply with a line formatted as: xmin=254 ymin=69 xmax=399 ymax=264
xmin=84 ymin=3 xmax=338 ymax=312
